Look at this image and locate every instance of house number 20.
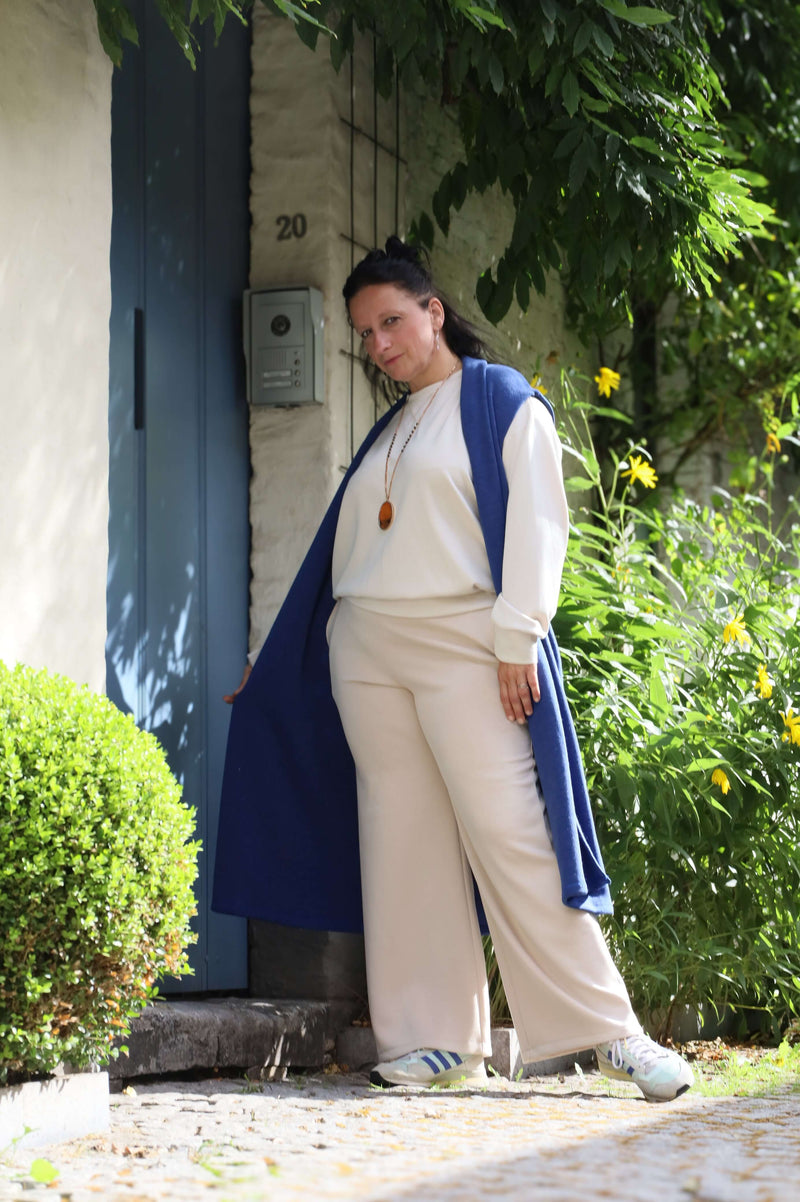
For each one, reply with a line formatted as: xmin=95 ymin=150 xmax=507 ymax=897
xmin=276 ymin=213 xmax=308 ymax=240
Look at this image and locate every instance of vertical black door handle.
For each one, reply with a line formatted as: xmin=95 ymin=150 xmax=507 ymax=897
xmin=134 ymin=307 xmax=145 ymax=431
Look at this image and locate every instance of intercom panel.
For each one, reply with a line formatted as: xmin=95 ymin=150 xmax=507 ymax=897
xmin=244 ymin=287 xmax=324 ymax=406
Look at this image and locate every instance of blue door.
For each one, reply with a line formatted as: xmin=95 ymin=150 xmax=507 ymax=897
xmin=106 ymin=0 xmax=250 ymax=991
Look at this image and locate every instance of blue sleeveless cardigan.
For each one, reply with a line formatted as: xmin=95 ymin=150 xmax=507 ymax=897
xmin=212 ymin=357 xmax=612 ymax=930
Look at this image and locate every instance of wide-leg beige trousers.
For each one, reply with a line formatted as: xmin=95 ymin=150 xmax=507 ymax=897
xmin=328 ymin=599 xmax=642 ymax=1064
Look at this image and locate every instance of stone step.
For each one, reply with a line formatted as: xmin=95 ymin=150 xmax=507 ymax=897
xmin=109 ymin=999 xmax=598 ymax=1083
xmin=109 ymin=998 xmax=357 ymax=1081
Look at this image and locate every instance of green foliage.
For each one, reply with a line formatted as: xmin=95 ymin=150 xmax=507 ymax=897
xmin=92 ymin=0 xmax=324 ymax=68
xmin=93 ymin=0 xmax=776 ymax=342
xmin=315 ymin=0 xmax=772 ymax=337
xmin=643 ymin=2 xmax=800 ymax=472
xmin=554 ymin=370 xmax=800 ymax=1022
xmin=659 ymin=261 xmax=800 ymax=483
xmin=0 ymin=663 xmax=198 ymax=1082
xmin=483 ymin=367 xmax=800 ymax=1029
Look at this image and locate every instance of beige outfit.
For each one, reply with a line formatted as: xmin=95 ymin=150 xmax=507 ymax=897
xmin=332 ymin=372 xmax=568 ymax=664
xmin=327 ymin=373 xmax=642 ymax=1062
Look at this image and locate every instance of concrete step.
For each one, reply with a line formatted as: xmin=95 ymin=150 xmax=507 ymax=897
xmin=109 ymin=998 xmax=357 ymax=1081
xmin=109 ymin=999 xmax=596 ymax=1083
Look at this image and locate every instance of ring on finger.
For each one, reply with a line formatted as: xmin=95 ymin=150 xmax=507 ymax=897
xmin=518 ymin=683 xmax=529 ymax=693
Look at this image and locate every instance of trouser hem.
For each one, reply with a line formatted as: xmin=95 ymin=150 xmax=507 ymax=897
xmin=521 ymin=1022 xmax=643 ymax=1065
xmin=376 ymin=1040 xmax=492 ymax=1064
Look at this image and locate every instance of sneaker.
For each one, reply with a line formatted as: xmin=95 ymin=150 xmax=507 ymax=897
xmin=595 ymin=1034 xmax=694 ymax=1103
xmin=370 ymin=1049 xmax=487 ymax=1089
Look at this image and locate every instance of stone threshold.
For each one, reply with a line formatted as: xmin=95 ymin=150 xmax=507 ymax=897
xmin=108 ymin=998 xmax=359 ymax=1082
xmin=107 ymin=998 xmax=594 ymax=1084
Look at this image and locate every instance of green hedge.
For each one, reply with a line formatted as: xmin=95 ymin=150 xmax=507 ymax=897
xmin=0 ymin=663 xmax=198 ymax=1082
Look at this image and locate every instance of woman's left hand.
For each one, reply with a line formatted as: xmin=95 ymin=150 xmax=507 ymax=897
xmin=498 ymin=660 xmax=540 ymax=724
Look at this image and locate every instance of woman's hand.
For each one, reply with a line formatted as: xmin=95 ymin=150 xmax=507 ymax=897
xmin=498 ymin=660 xmax=540 ymax=724
xmin=223 ymin=663 xmax=252 ymax=704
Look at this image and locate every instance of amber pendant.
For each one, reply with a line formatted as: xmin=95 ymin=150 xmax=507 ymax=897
xmin=378 ymin=500 xmax=395 ymax=531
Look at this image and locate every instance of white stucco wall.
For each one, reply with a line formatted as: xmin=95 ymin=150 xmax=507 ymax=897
xmin=0 ymin=0 xmax=112 ymax=690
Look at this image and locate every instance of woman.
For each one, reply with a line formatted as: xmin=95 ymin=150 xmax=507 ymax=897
xmin=214 ymin=237 xmax=693 ymax=1104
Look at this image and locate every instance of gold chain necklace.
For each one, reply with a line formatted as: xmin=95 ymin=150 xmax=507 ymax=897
xmin=379 ymin=361 xmax=459 ymax=531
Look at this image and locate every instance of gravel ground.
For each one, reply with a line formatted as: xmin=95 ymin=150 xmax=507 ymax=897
xmin=2 ymin=1067 xmax=799 ymax=1201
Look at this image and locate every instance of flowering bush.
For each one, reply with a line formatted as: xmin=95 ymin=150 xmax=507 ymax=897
xmin=553 ymin=370 xmax=800 ymax=1031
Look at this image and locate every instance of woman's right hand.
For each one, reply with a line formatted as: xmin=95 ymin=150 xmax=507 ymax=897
xmin=223 ymin=663 xmax=252 ymax=704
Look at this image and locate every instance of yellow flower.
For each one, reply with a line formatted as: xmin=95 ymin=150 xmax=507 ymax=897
xmin=621 ymin=454 xmax=658 ymax=489
xmin=594 ymin=366 xmax=621 ymax=397
xmin=755 ymin=663 xmax=774 ymax=700
xmin=711 ymin=768 xmax=731 ymax=795
xmin=766 ymin=432 xmax=781 ymax=454
xmin=781 ymin=709 xmax=800 ymax=746
xmin=722 ymin=615 xmax=751 ymax=648
xmin=529 ymin=373 xmax=548 ymax=396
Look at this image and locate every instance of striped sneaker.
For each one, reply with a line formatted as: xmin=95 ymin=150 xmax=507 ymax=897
xmin=370 ymin=1049 xmax=487 ymax=1089
xmin=596 ymin=1034 xmax=694 ymax=1103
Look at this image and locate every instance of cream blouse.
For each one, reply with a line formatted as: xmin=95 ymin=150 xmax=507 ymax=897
xmin=331 ymin=370 xmax=569 ymax=664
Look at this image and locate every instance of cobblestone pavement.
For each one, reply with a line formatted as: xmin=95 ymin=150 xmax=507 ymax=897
xmin=2 ymin=1068 xmax=799 ymax=1202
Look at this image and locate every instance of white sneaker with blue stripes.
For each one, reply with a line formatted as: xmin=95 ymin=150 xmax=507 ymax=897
xmin=595 ymin=1034 xmax=694 ymax=1102
xmin=370 ymin=1048 xmax=488 ymax=1088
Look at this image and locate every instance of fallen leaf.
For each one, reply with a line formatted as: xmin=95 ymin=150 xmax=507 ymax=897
xmin=30 ymin=1159 xmax=59 ymax=1185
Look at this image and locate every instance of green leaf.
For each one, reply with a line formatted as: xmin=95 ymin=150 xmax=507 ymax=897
xmin=30 ymin=1160 xmax=59 ymax=1185
xmin=622 ymin=6 xmax=675 ymax=26
xmin=592 ymin=23 xmax=615 ymax=56
xmin=273 ymin=0 xmax=331 ymax=34
xmin=600 ymin=1 xmax=674 ymax=26
xmin=476 ymin=268 xmax=494 ymax=316
xmin=488 ymin=53 xmax=504 ymax=94
xmin=569 ymin=137 xmax=593 ymax=193
xmin=573 ymin=19 xmax=595 ymax=56
xmin=432 ymin=177 xmax=452 ymax=235
xmin=630 ymin=136 xmax=663 ymax=155
xmin=562 ymin=69 xmax=580 ymax=117
xmin=465 ymin=6 xmax=508 ymax=29
xmin=686 ymin=756 xmax=726 ymax=772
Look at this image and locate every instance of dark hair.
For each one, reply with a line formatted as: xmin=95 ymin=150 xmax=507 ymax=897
xmin=343 ymin=236 xmax=495 ymax=399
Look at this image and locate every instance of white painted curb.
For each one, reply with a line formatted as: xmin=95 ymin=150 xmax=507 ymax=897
xmin=0 ymin=1072 xmax=109 ymax=1150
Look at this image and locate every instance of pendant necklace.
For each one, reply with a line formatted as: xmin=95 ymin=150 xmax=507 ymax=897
xmin=379 ymin=360 xmax=459 ymax=531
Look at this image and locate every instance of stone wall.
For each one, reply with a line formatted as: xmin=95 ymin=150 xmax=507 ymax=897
xmin=0 ymin=0 xmax=112 ymax=690
xmin=247 ymin=13 xmax=402 ymax=653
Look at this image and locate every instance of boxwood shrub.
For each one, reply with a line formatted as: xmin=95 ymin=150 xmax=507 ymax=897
xmin=0 ymin=662 xmax=199 ymax=1082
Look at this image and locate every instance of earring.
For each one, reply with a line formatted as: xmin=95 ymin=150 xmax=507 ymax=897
xmin=434 ymin=329 xmax=440 ymax=351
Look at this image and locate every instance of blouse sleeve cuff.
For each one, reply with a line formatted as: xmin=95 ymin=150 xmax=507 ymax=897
xmin=493 ymin=626 xmax=539 ymax=666
xmin=247 ymin=647 xmax=261 ymax=668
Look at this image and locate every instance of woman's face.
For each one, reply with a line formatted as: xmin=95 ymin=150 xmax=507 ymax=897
xmin=348 ymin=283 xmax=444 ymax=390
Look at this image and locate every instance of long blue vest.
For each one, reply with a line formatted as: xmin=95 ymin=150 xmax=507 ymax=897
xmin=212 ymin=357 xmax=612 ymax=931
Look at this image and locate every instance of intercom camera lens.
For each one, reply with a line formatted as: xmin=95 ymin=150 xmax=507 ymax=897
xmin=271 ymin=314 xmax=291 ymax=337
